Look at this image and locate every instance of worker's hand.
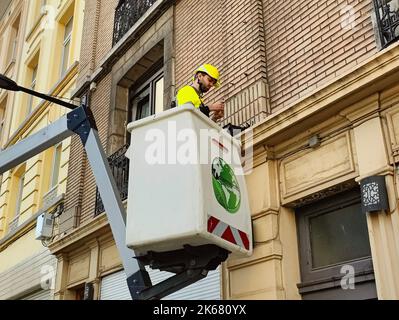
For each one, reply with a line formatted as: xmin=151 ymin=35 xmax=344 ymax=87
xmin=210 ymin=110 xmax=224 ymax=122
xmin=209 ymin=101 xmax=224 ymax=113
xmin=209 ymin=101 xmax=224 ymax=122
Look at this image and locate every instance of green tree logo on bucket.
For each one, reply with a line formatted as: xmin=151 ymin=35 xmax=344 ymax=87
xmin=211 ymin=157 xmax=241 ymax=213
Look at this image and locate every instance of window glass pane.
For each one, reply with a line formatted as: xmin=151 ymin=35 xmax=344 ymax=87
xmin=27 ymin=67 xmax=37 ymax=114
xmin=61 ymin=18 xmax=73 ymax=76
xmin=32 ymin=66 xmax=37 ymax=83
xmin=136 ymin=97 xmax=150 ymax=120
xmin=131 ymin=86 xmax=150 ymax=121
xmin=61 ymin=39 xmax=70 ymax=75
xmin=154 ymin=77 xmax=164 ymax=114
xmin=64 ymin=18 xmax=73 ymax=39
xmin=7 ymin=23 xmax=19 ymax=63
xmin=51 ymin=145 xmax=62 ymax=188
xmin=15 ymin=173 xmax=25 ymax=216
xmin=309 ymin=202 xmax=371 ymax=268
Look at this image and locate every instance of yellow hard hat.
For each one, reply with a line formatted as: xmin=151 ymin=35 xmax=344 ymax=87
xmin=194 ymin=64 xmax=220 ymax=88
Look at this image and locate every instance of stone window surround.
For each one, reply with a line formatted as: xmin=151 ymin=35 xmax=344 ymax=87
xmin=107 ymin=10 xmax=174 ymax=154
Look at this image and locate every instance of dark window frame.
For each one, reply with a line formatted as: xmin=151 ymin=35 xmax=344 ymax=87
xmin=126 ymin=63 xmax=163 ymax=144
xmin=296 ymin=188 xmax=375 ymax=291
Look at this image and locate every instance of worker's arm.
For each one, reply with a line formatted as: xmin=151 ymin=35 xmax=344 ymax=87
xmin=209 ymin=101 xmax=224 ymax=121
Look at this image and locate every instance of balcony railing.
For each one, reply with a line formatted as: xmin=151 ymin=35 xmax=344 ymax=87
xmin=113 ymin=0 xmax=158 ymax=46
xmin=374 ymin=0 xmax=399 ymax=48
xmin=94 ymin=144 xmax=130 ymax=216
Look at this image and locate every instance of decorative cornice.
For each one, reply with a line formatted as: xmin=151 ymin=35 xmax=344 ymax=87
xmin=355 ymin=165 xmax=394 ymax=182
xmin=339 ymin=93 xmax=380 ymax=122
xmin=48 ymin=212 xmax=109 ymax=254
xmin=252 ymin=207 xmax=280 ymax=220
xmin=284 ymin=179 xmax=358 ymax=208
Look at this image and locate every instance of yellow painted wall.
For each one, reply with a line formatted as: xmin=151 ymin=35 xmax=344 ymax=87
xmin=9 ymin=0 xmax=84 ymax=134
xmin=0 ymin=228 xmax=46 ymax=273
xmin=0 ymin=0 xmax=84 ymax=280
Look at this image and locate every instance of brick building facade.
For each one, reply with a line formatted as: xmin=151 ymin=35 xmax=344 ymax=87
xmin=0 ymin=0 xmax=85 ymax=300
xmin=48 ymin=0 xmax=399 ymax=299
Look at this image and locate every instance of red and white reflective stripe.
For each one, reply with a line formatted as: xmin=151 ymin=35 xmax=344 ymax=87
xmin=212 ymin=138 xmax=228 ymax=152
xmin=207 ymin=215 xmax=250 ymax=250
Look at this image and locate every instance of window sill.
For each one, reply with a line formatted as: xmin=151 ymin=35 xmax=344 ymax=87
xmin=42 ymin=185 xmax=61 ymax=211
xmin=6 ymin=214 xmax=20 ymax=235
xmin=0 ymin=211 xmax=41 ymax=250
xmin=3 ymin=58 xmax=16 ymax=75
xmin=297 ymin=270 xmax=375 ymax=294
xmin=25 ymin=12 xmax=46 ymax=42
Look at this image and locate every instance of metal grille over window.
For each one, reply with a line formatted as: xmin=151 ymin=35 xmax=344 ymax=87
xmin=113 ymin=0 xmax=158 ymax=46
xmin=95 ymin=144 xmax=129 ymax=216
xmin=374 ymin=0 xmax=399 ymax=48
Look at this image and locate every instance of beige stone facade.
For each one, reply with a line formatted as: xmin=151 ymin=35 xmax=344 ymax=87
xmin=0 ymin=0 xmax=84 ymax=300
xmin=231 ymin=42 xmax=399 ymax=299
xmin=48 ymin=0 xmax=399 ymax=300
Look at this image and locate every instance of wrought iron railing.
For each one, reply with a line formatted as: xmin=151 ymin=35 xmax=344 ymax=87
xmin=94 ymin=144 xmax=130 ymax=216
xmin=113 ymin=0 xmax=158 ymax=46
xmin=374 ymin=0 xmax=399 ymax=48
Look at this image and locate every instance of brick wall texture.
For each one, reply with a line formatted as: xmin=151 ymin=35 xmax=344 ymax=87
xmin=76 ymin=0 xmax=118 ymax=88
xmin=175 ymin=0 xmax=268 ymax=119
xmin=64 ymin=0 xmax=381 ymax=227
xmin=263 ymin=0 xmax=377 ymax=110
xmin=64 ymin=0 xmax=118 ymax=227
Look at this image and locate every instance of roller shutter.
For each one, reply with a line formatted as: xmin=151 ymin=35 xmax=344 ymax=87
xmin=100 ymin=267 xmax=220 ymax=300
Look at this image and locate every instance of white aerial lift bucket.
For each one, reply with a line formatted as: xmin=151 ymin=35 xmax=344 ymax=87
xmin=125 ymin=104 xmax=253 ymax=257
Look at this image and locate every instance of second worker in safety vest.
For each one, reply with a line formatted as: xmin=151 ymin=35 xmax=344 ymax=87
xmin=176 ymin=64 xmax=224 ymax=122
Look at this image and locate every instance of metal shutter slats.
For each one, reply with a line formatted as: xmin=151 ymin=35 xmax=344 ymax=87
xmin=22 ymin=290 xmax=51 ymax=300
xmin=100 ymin=267 xmax=220 ymax=300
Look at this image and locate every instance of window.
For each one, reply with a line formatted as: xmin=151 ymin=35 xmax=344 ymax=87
xmin=14 ymin=171 xmax=25 ymax=217
xmin=296 ymin=187 xmax=377 ymax=299
xmin=129 ymin=70 xmax=164 ymax=121
xmin=60 ymin=17 xmax=73 ymax=76
xmin=6 ymin=165 xmax=25 ymax=234
xmin=134 ymin=87 xmax=150 ymax=120
xmin=27 ymin=65 xmax=38 ymax=114
xmin=50 ymin=144 xmax=62 ymax=189
xmin=0 ymin=96 xmax=7 ymax=143
xmin=127 ymin=69 xmax=163 ymax=142
xmin=6 ymin=14 xmax=20 ymax=66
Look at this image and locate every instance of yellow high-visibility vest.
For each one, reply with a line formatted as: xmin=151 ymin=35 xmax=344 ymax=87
xmin=176 ymin=85 xmax=203 ymax=108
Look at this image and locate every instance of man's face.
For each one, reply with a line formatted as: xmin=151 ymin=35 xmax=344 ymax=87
xmin=198 ymin=73 xmax=217 ymax=92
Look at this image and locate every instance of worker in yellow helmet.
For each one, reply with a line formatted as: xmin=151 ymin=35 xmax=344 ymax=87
xmin=176 ymin=64 xmax=224 ymax=122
